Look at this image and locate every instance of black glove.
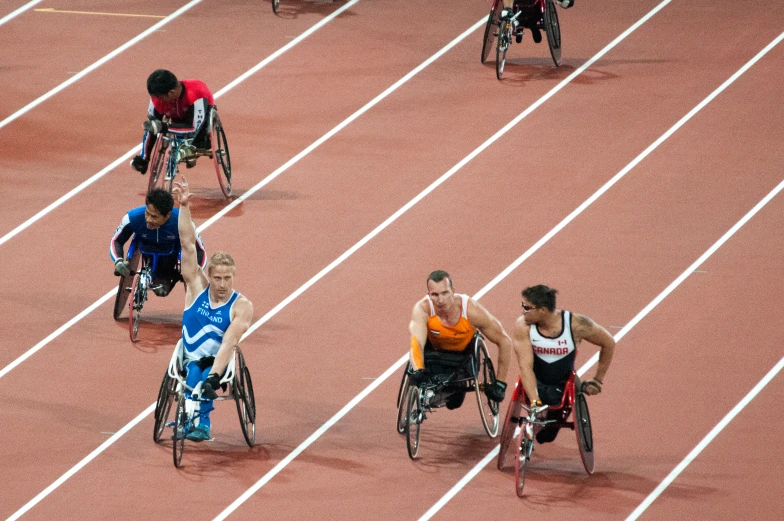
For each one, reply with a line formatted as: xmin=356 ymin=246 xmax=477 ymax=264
xmin=201 ymin=373 xmax=221 ymax=400
xmin=130 ymin=155 xmax=148 ymax=175
xmin=409 ymin=369 xmax=428 ymax=387
xmin=485 ymin=380 xmax=507 ymax=402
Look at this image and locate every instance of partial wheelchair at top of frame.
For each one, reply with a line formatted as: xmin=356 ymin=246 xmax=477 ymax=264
xmin=396 ymin=332 xmax=501 ymax=460
xmin=153 ymin=339 xmax=257 ymax=468
xmin=145 ymin=106 xmax=233 ymax=198
xmin=497 ymin=370 xmax=594 ymax=497
xmin=481 ymin=0 xmax=566 ymax=80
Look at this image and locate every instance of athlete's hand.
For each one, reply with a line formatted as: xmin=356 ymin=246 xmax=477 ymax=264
xmin=581 ymin=378 xmax=603 ymax=396
xmin=143 ymin=118 xmax=167 ymax=135
xmin=409 ymin=370 xmax=428 ymax=387
xmin=114 ymin=259 xmax=130 ymax=277
xmin=172 ymin=176 xmax=192 ymax=206
xmin=485 ymin=380 xmax=507 ymax=402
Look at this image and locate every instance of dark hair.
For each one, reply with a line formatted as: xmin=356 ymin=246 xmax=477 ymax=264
xmin=522 ymin=285 xmax=557 ymax=312
xmin=147 ymin=69 xmax=179 ymax=96
xmin=145 ymin=189 xmax=174 ymax=216
xmin=427 ymin=270 xmax=452 ymax=289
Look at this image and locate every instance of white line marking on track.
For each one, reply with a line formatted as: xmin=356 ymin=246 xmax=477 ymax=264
xmin=5 ymin=3 xmax=671 ymax=517
xmin=0 ymin=0 xmax=43 ymax=27
xmin=418 ymin=135 xmax=784 ymax=521
xmin=0 ymin=0 xmax=203 ymax=130
xmin=0 ymin=0 xmax=360 ymax=249
xmin=625 ymin=355 xmax=784 ymax=520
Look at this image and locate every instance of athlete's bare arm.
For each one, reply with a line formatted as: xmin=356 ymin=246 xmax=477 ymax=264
xmin=571 ymin=313 xmax=615 ymax=395
xmin=408 ymin=300 xmax=429 ymax=371
xmin=208 ymin=296 xmax=254 ymax=376
xmin=511 ymin=316 xmax=541 ymax=404
xmin=173 ymin=175 xmax=208 ymax=306
xmin=467 ymin=299 xmax=512 ymax=381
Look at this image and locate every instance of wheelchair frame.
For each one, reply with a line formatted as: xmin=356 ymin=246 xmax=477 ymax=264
xmin=146 ymin=106 xmax=232 ymax=198
xmin=396 ymin=333 xmax=500 ymax=460
xmin=497 ymin=371 xmax=594 ymax=497
xmin=153 ymin=340 xmax=256 ymax=468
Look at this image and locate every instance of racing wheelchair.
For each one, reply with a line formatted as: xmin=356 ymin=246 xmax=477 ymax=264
xmin=112 ymin=239 xmax=180 ymax=342
xmin=481 ymin=0 xmax=562 ymax=80
xmin=153 ymin=340 xmax=257 ymax=468
xmin=396 ymin=333 xmax=500 ymax=460
xmin=497 ymin=371 xmax=593 ymax=497
xmin=146 ymin=106 xmax=232 ymax=197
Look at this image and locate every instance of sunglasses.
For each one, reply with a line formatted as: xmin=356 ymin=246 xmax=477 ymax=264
xmin=521 ymin=303 xmax=536 ymax=312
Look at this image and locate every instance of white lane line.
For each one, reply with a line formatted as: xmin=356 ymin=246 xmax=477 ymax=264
xmin=625 ymin=355 xmax=784 ymax=520
xmin=6 ymin=2 xmax=668 ymax=515
xmin=0 ymin=0 xmax=360 ymax=248
xmin=0 ymin=0 xmax=43 ymax=26
xmin=0 ymin=0 xmax=203 ymax=129
xmin=0 ymin=4 xmax=465 ymax=382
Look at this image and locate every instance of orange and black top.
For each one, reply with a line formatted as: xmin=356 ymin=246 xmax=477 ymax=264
xmin=426 ymin=293 xmax=476 ymax=352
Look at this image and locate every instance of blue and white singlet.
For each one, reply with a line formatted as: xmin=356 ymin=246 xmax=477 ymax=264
xmin=182 ymin=285 xmax=241 ymax=363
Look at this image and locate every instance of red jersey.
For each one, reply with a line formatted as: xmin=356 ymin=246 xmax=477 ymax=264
xmin=147 ymin=79 xmax=214 ymax=135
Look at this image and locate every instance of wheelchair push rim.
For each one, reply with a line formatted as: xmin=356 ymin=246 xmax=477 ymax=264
xmin=481 ymin=0 xmax=503 ymax=64
xmin=172 ymin=395 xmax=187 ymax=468
xmin=153 ymin=371 xmax=177 ymax=443
xmin=210 ymin=110 xmax=232 ymax=198
xmin=574 ymin=391 xmax=594 ymax=474
xmin=515 ymin=431 xmax=532 ymax=497
xmin=113 ymin=249 xmax=140 ymax=320
xmin=128 ymin=273 xmax=143 ymax=342
xmin=397 ymin=379 xmax=413 ymax=435
xmin=234 ymin=349 xmax=257 ymax=446
xmin=543 ymin=0 xmax=562 ymax=67
xmin=497 ymin=378 xmax=524 ymax=470
xmin=406 ymin=386 xmax=422 ymax=460
xmin=473 ymin=337 xmax=500 ymax=437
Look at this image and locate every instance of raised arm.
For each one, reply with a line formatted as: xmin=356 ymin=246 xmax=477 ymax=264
xmin=467 ymin=299 xmax=512 ymax=381
xmin=172 ymin=176 xmax=207 ymax=298
xmin=571 ymin=313 xmax=616 ymax=395
xmin=511 ymin=316 xmax=541 ymax=405
xmin=408 ymin=301 xmax=429 ymax=371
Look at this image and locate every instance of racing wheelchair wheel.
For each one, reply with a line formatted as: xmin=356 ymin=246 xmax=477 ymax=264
xmin=147 ymin=138 xmax=171 ymax=193
xmin=515 ymin=429 xmax=533 ymax=497
xmin=272 ymin=0 xmax=280 ymax=13
xmin=396 ymin=365 xmax=412 ymax=434
xmin=127 ymin=273 xmax=143 ymax=342
xmin=543 ymin=0 xmax=562 ymax=67
xmin=113 ymin=249 xmax=140 ymax=320
xmin=473 ymin=336 xmax=500 ymax=437
xmin=575 ymin=390 xmax=594 ymax=474
xmin=497 ymin=378 xmax=524 ymax=470
xmin=495 ymin=17 xmax=512 ymax=80
xmin=210 ymin=109 xmax=232 ymax=198
xmin=406 ymin=386 xmax=422 ymax=460
xmin=153 ymin=370 xmax=177 ymax=442
xmin=481 ymin=0 xmax=503 ymax=64
xmin=172 ymin=393 xmax=187 ymax=468
xmin=234 ymin=349 xmax=257 ymax=446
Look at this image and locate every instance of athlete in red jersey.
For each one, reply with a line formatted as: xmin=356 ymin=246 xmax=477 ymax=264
xmin=130 ymin=69 xmax=215 ymax=175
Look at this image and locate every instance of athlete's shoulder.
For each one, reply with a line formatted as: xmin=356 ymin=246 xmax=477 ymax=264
xmin=182 ymin=79 xmax=213 ymax=102
xmin=513 ymin=315 xmax=531 ymax=337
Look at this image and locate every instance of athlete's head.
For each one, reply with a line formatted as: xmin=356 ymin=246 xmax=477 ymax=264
xmin=521 ymin=285 xmax=558 ymax=313
xmin=147 ymin=69 xmax=180 ymax=101
xmin=208 ymin=251 xmax=236 ymax=302
xmin=144 ymin=189 xmax=174 ymax=229
xmin=426 ymin=270 xmax=454 ymax=311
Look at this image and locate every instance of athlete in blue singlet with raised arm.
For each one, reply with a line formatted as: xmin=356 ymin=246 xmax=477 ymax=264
xmin=172 ymin=175 xmax=254 ymax=441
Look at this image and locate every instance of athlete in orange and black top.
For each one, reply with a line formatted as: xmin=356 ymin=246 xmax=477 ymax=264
xmin=130 ymin=69 xmax=215 ymax=175
xmin=511 ymin=284 xmax=615 ymax=443
xmin=408 ymin=270 xmax=513 ymax=408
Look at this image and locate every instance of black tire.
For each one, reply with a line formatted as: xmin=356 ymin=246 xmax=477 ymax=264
xmin=396 ymin=363 xmax=411 ymax=410
xmin=575 ymin=391 xmax=594 ymax=474
xmin=113 ymin=249 xmax=141 ymax=320
xmin=515 ymin=434 xmax=533 ymax=497
xmin=153 ymin=371 xmax=176 ymax=442
xmin=481 ymin=1 xmax=503 ymax=64
xmin=406 ymin=386 xmax=422 ymax=460
xmin=147 ymin=138 xmax=170 ymax=194
xmin=543 ymin=0 xmax=562 ymax=67
xmin=172 ymin=395 xmax=187 ymax=468
xmin=211 ymin=110 xmax=232 ymax=198
xmin=234 ymin=349 xmax=256 ymax=446
xmin=397 ymin=381 xmax=412 ymax=435
xmin=495 ymin=19 xmax=511 ymax=80
xmin=474 ymin=337 xmax=500 ymax=437
xmin=272 ymin=0 xmax=280 ymax=13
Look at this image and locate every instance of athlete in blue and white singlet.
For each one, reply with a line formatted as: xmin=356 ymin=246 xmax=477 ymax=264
xmin=182 ymin=286 xmax=242 ymax=363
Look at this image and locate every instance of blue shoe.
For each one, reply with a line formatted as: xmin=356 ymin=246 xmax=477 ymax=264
xmin=185 ymin=425 xmax=211 ymax=442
